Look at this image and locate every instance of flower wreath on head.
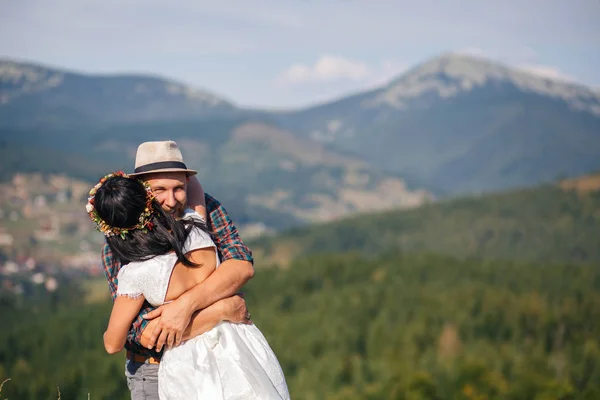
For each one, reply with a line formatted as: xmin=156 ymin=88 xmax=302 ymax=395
xmin=86 ymin=171 xmax=155 ymax=239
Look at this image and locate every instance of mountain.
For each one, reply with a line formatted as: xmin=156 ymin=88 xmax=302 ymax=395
xmin=251 ymin=172 xmax=600 ymax=265
xmin=0 ymin=117 xmax=431 ymax=238
xmin=0 ymin=59 xmax=433 ymax=233
xmin=3 ymin=54 xmax=600 ymax=232
xmin=277 ymin=53 xmax=600 ymax=195
xmin=0 ymin=59 xmax=239 ymax=128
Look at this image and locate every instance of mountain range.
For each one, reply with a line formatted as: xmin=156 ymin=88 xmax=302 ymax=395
xmin=2 ymin=53 xmax=600 ymax=230
xmin=0 ymin=59 xmax=239 ymax=127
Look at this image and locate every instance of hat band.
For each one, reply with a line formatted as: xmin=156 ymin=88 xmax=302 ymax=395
xmin=134 ymin=161 xmax=188 ymax=174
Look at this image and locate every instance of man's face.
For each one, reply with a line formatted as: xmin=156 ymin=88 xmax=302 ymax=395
xmin=142 ymin=172 xmax=189 ymax=217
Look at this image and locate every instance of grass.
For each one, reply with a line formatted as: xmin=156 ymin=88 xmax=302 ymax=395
xmin=0 ymin=378 xmax=9 ymax=399
xmin=0 ymin=379 xmax=90 ymax=400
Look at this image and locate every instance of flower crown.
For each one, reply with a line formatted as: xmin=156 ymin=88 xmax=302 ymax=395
xmin=86 ymin=171 xmax=156 ymax=238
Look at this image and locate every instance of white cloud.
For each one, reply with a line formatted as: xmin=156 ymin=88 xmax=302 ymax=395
xmin=519 ymin=64 xmax=575 ymax=82
xmin=276 ymin=56 xmax=409 ymax=88
xmin=270 ymin=57 xmax=410 ymax=108
xmin=277 ymin=55 xmax=370 ymax=85
xmin=457 ymin=47 xmax=486 ymax=57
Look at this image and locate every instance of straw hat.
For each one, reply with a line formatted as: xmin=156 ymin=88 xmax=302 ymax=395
xmin=129 ymin=140 xmax=197 ymax=177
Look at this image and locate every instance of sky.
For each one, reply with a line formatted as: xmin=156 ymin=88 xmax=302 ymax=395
xmin=1 ymin=0 xmax=599 ymax=109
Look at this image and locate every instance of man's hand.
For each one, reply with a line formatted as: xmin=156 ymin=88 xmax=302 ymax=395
xmin=220 ymin=293 xmax=253 ymax=325
xmin=141 ymin=294 xmax=252 ymax=350
xmin=142 ymin=297 xmax=194 ymax=351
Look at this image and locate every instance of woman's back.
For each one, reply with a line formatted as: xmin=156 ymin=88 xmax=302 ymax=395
xmin=116 ymin=226 xmax=217 ymax=307
xmin=164 ymin=246 xmax=217 ymax=302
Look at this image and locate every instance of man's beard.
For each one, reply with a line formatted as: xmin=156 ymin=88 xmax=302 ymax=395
xmin=163 ymin=203 xmax=185 ymax=218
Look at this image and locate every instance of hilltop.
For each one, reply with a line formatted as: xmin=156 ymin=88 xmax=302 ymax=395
xmin=252 ymin=173 xmax=600 ymax=266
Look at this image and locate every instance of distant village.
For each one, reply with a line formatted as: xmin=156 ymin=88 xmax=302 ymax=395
xmin=0 ymin=173 xmax=105 ymax=297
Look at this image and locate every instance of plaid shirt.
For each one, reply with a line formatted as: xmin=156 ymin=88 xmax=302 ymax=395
xmin=102 ymin=192 xmax=253 ymax=359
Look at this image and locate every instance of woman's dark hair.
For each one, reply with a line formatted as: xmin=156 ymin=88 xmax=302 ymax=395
xmin=93 ymin=175 xmax=210 ymax=266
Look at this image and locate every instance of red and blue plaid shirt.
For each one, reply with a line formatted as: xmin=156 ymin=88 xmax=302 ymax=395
xmin=102 ymin=193 xmax=253 ymax=359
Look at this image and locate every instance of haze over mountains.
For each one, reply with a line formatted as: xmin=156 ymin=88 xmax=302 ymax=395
xmin=2 ymin=53 xmax=600 ymax=230
xmin=275 ymin=54 xmax=600 ymax=194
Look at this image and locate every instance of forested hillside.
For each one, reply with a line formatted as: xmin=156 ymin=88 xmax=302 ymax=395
xmin=2 ymin=252 xmax=599 ymax=399
xmin=253 ymin=183 xmax=600 ymax=265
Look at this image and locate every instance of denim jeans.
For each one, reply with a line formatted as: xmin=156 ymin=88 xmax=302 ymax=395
xmin=125 ymin=359 xmax=160 ymax=400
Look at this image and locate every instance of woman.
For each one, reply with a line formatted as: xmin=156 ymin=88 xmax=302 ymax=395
xmin=88 ymin=171 xmax=290 ymax=400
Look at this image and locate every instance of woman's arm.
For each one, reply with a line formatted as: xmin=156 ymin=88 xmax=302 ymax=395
xmin=187 ymin=176 xmax=206 ymax=220
xmin=104 ymin=295 xmax=146 ymax=354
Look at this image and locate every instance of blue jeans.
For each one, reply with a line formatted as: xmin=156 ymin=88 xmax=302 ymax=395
xmin=125 ymin=359 xmax=160 ymax=400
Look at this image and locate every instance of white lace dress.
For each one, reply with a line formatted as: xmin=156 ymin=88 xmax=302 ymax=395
xmin=116 ymin=227 xmax=290 ymax=400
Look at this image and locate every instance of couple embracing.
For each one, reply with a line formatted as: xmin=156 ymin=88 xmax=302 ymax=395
xmin=91 ymin=140 xmax=290 ymax=399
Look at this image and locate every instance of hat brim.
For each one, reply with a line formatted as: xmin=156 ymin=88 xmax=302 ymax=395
xmin=129 ymin=168 xmax=197 ymax=178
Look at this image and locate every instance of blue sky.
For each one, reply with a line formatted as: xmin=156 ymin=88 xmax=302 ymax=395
xmin=1 ymin=0 xmax=599 ymax=108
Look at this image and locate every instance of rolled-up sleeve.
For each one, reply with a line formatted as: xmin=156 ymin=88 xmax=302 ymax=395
xmin=205 ymin=193 xmax=254 ymax=266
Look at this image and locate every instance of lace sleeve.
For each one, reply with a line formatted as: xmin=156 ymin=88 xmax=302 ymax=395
xmin=116 ymin=264 xmax=144 ymax=299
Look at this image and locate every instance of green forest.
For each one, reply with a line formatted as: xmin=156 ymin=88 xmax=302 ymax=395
xmin=2 ymin=251 xmax=599 ymax=399
xmin=2 ymin=179 xmax=600 ymax=399
xmin=253 ymin=185 xmax=600 ymax=265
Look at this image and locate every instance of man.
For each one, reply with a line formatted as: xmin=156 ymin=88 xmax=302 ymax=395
xmin=102 ymin=140 xmax=255 ymax=400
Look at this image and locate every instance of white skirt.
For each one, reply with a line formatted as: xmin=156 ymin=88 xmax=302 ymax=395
xmin=158 ymin=322 xmax=290 ymax=400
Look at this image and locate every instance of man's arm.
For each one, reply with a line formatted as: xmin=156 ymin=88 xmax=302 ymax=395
xmin=140 ymin=294 xmax=251 ymax=350
xmin=187 ymin=176 xmax=207 ymax=219
xmin=143 ymin=193 xmax=254 ymax=349
xmin=101 ymin=242 xmax=119 ymax=301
